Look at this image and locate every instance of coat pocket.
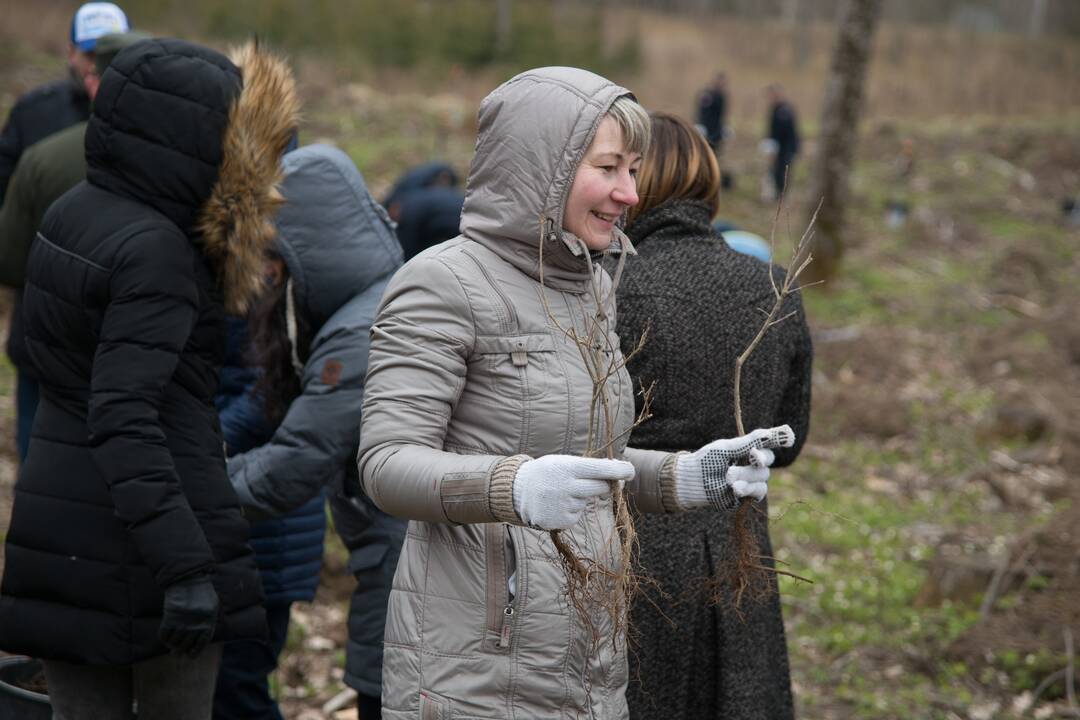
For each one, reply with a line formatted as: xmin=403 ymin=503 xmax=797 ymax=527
xmin=476 ymin=334 xmax=558 ymax=402
xmin=419 ymin=690 xmax=452 ymax=719
xmin=482 ymin=523 xmax=514 ymax=653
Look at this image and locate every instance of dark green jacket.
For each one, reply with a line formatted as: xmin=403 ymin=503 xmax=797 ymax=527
xmin=0 ymin=122 xmax=87 ymax=288
xmin=0 ymin=122 xmax=87 ymax=372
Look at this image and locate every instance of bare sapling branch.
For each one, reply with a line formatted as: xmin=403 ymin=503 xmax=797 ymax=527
xmin=733 ymin=197 xmax=821 ymax=436
xmin=715 ymin=193 xmax=822 ymax=616
xmin=537 ymin=224 xmax=654 ymax=647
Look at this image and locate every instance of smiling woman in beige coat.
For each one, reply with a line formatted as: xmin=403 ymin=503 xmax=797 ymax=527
xmin=357 ymin=66 xmax=793 ymax=720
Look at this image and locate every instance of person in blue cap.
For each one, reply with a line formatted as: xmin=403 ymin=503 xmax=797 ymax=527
xmin=0 ymin=1 xmax=129 ymax=462
xmin=0 ymin=2 xmax=129 ymax=197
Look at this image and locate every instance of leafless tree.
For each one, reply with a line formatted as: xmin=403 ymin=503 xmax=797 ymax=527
xmin=785 ymin=0 xmax=812 ymax=67
xmin=798 ymin=0 xmax=883 ymax=283
xmin=495 ymin=0 xmax=512 ymax=58
xmin=1029 ymin=0 xmax=1049 ymax=37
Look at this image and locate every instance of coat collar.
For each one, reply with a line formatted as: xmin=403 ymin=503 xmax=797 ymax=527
xmin=626 ymin=198 xmax=715 ymax=247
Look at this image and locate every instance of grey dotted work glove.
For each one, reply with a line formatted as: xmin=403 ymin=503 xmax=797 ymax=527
xmin=159 ymin=575 xmax=220 ymax=656
xmin=673 ymin=425 xmax=796 ymax=510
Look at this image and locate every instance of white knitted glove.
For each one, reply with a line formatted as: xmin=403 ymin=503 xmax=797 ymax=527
xmin=512 ymin=455 xmax=635 ymax=531
xmin=674 ymin=425 xmax=795 ymax=510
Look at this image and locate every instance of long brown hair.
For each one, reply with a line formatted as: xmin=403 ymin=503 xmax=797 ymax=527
xmin=626 ymin=111 xmax=721 ymax=227
xmin=247 ymin=261 xmax=312 ymax=424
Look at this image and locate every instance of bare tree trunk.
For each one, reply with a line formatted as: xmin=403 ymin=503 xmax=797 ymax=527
xmin=798 ymin=0 xmax=882 ymax=283
xmin=786 ymin=0 xmax=812 ymax=67
xmin=1029 ymin=0 xmax=1048 ymax=37
xmin=495 ymin=0 xmax=512 ymax=59
xmin=783 ymin=0 xmax=799 ymax=25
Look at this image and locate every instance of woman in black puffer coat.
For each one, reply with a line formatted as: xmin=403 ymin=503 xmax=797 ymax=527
xmin=617 ymin=113 xmax=813 ymax=720
xmin=0 ymin=38 xmax=297 ymax=718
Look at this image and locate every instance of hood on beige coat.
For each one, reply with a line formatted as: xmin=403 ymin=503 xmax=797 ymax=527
xmin=460 ymin=66 xmax=636 ymax=294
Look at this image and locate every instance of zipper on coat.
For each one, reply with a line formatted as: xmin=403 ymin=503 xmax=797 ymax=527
xmin=499 ymin=525 xmax=519 ymax=650
xmin=484 ymin=523 xmax=518 ymax=651
xmin=498 ymin=604 xmax=515 ymax=649
xmin=462 ymin=247 xmax=518 ymax=333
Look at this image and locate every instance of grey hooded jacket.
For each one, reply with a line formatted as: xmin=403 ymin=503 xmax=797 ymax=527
xmin=229 ymin=144 xmax=406 ymax=697
xmin=357 ymin=68 xmax=680 ymax=720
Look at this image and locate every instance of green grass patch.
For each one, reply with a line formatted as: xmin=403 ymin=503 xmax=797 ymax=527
xmin=770 ymin=373 xmax=1010 ymax=718
xmin=0 ymin=352 xmax=14 ymax=399
xmin=127 ymin=0 xmax=641 ymax=76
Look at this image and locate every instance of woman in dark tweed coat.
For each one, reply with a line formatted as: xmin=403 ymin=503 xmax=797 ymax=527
xmin=617 ymin=112 xmax=812 ymax=719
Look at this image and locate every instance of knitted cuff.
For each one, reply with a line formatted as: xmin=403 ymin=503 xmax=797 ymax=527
xmin=673 ymin=452 xmax=738 ymax=511
xmin=659 ymin=452 xmax=687 ymax=513
xmin=489 ymin=454 xmax=531 ymax=524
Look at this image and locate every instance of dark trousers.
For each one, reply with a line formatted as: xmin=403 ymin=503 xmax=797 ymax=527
xmin=43 ymin=644 xmax=222 ymax=720
xmin=356 ymin=692 xmax=382 ymax=719
xmin=14 ymin=370 xmax=38 ymax=461
xmin=213 ymin=602 xmax=292 ymax=720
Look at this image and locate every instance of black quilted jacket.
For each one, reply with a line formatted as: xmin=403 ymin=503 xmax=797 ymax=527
xmin=0 ymin=39 xmax=266 ymax=665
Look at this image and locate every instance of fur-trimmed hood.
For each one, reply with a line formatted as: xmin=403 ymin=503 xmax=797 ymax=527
xmin=199 ymin=42 xmax=299 ymax=315
xmin=85 ymin=38 xmax=298 ymax=315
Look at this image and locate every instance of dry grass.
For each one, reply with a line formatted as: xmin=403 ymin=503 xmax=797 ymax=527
xmin=621 ymin=10 xmax=1080 ymax=125
xmin=0 ymin=0 xmax=75 ymax=98
xmin=0 ymin=0 xmax=70 ymax=56
xmin=4 ymin=2 xmax=1076 ymax=128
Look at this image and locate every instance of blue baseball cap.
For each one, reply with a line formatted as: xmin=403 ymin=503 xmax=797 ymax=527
xmin=70 ymin=3 xmax=130 ymax=52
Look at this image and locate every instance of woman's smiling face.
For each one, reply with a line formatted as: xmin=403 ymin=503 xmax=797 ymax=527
xmin=563 ymin=115 xmax=642 ymax=252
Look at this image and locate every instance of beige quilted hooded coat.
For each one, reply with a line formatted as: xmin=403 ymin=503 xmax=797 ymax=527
xmin=357 ymin=67 xmax=681 ymax=720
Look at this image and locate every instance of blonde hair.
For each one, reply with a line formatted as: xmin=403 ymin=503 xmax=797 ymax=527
xmin=626 ymin=112 xmax=720 ymax=227
xmin=606 ymin=95 xmax=651 ymax=157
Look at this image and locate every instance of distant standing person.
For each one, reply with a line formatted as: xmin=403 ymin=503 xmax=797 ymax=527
xmin=696 ymin=71 xmax=728 ymax=158
xmin=0 ymin=1 xmax=130 ymax=461
xmin=765 ymin=83 xmax=800 ymax=198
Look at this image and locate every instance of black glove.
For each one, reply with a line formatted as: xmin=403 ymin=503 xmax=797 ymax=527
xmin=159 ymin=575 xmax=219 ymax=656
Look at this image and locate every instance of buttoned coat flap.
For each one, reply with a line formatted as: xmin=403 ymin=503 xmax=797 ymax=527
xmin=474 ymin=334 xmax=556 ymax=355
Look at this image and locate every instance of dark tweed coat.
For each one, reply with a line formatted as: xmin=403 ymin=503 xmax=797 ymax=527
xmin=616 ymin=199 xmax=812 ymax=720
